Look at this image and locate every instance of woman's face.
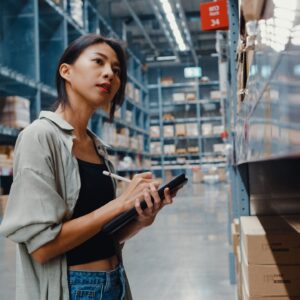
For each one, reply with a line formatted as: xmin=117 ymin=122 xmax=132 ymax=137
xmin=66 ymin=42 xmax=121 ymax=111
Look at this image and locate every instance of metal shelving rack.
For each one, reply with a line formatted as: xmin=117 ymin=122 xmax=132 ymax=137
xmin=0 ymin=0 xmax=150 ymax=178
xmin=226 ymin=0 xmax=300 ymax=286
xmin=148 ymin=64 xmax=226 ymax=180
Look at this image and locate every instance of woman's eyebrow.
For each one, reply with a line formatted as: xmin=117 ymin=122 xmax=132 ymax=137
xmin=93 ymin=52 xmax=120 ymax=66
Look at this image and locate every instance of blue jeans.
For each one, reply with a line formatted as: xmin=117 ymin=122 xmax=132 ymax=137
xmin=68 ymin=264 xmax=126 ymax=300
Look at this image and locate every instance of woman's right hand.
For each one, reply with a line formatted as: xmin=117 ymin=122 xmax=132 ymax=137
xmin=117 ymin=172 xmax=160 ymax=211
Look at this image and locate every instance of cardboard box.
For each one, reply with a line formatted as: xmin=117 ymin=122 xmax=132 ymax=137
xmin=213 ymin=143 xmax=226 ymax=152
xmin=126 ymin=82 xmax=134 ymax=99
xmin=114 ymin=108 xmax=121 ymax=119
xmin=175 ymin=124 xmax=186 ymax=136
xmin=234 ymin=218 xmax=240 ymax=233
xmin=161 ymin=76 xmax=174 ymax=85
xmin=150 ymin=142 xmax=161 ymax=154
xmin=242 ymin=280 xmax=300 ymax=300
xmin=192 ymin=167 xmax=202 ymax=183
xmin=164 ymin=144 xmax=175 ymax=154
xmin=125 ymin=110 xmax=133 ymax=123
xmin=150 ymin=126 xmax=160 ymax=138
xmin=240 ymin=216 xmax=300 ymax=265
xmin=172 ymin=93 xmax=185 ymax=102
xmin=176 ymin=148 xmax=187 ymax=154
xmin=237 ymin=246 xmax=243 ymax=300
xmin=186 ymin=93 xmax=196 ymax=101
xmin=241 ymin=250 xmax=300 ymax=297
xmin=187 ymin=146 xmax=199 ymax=153
xmin=0 ymin=96 xmax=30 ymax=129
xmin=232 ymin=220 xmax=240 ymax=256
xmin=213 ymin=125 xmax=224 ymax=135
xmin=163 ymin=125 xmax=174 ymax=137
xmin=210 ymin=90 xmax=222 ymax=99
xmin=134 ymin=88 xmax=140 ymax=103
xmin=163 ymin=113 xmax=174 ymax=121
xmin=186 ymin=123 xmax=198 ymax=136
xmin=218 ymin=167 xmax=227 ymax=182
xmin=202 ymin=123 xmax=213 ymax=136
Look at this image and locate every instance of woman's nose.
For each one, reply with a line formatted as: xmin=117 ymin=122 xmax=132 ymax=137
xmin=103 ymin=64 xmax=114 ymax=80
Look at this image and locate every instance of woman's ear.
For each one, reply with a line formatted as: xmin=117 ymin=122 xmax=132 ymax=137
xmin=59 ymin=63 xmax=72 ymax=82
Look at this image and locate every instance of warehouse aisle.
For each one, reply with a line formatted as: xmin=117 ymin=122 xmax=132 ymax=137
xmin=0 ymin=182 xmax=235 ymax=299
xmin=123 ymin=181 xmax=235 ymax=300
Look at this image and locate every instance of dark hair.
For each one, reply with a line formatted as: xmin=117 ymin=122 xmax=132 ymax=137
xmin=53 ymin=34 xmax=127 ymax=122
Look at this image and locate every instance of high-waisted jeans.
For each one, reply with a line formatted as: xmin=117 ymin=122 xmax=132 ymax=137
xmin=68 ymin=264 xmax=126 ymax=300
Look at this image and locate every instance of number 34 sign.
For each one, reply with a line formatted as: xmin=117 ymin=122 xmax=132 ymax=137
xmin=200 ymin=0 xmax=229 ymax=31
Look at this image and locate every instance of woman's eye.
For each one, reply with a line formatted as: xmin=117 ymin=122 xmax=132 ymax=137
xmin=113 ymin=68 xmax=121 ymax=76
xmin=95 ymin=58 xmax=103 ymax=64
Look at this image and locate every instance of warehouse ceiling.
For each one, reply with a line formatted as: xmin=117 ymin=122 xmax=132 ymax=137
xmin=97 ymin=0 xmax=218 ymax=65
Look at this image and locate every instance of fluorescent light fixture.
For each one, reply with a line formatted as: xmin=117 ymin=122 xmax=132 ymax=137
xmin=156 ymin=55 xmax=177 ymax=61
xmin=146 ymin=56 xmax=155 ymax=62
xmin=159 ymin=0 xmax=188 ymax=52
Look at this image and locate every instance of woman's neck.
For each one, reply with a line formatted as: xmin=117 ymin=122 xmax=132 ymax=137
xmin=55 ymin=103 xmax=93 ymax=141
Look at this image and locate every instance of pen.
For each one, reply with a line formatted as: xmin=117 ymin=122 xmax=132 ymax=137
xmin=103 ymin=170 xmax=132 ymax=183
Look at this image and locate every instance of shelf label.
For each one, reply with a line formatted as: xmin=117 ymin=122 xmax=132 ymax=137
xmin=184 ymin=67 xmax=202 ymax=78
xmin=200 ymin=0 xmax=229 ymax=31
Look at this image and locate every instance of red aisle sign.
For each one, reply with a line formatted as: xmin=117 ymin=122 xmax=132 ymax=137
xmin=200 ymin=0 xmax=229 ymax=31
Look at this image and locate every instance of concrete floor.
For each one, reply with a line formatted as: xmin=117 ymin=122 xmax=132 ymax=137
xmin=0 ymin=182 xmax=235 ymax=299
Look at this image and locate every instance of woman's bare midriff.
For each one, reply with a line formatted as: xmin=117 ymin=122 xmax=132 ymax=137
xmin=68 ymin=255 xmax=119 ymax=271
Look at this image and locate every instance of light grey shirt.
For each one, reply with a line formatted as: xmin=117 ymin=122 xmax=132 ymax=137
xmin=0 ymin=111 xmax=132 ymax=300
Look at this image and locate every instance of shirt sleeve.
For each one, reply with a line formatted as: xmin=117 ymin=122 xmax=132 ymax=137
xmin=0 ymin=122 xmax=67 ymax=253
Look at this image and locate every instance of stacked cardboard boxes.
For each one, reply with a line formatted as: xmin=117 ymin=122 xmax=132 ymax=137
xmin=172 ymin=92 xmax=197 ymax=102
xmin=164 ymin=125 xmax=174 ymax=137
xmin=175 ymin=124 xmax=186 ymax=136
xmin=192 ymin=167 xmax=203 ymax=183
xmin=150 ymin=126 xmax=160 ymax=138
xmin=202 ymin=123 xmax=213 ymax=136
xmin=0 ymin=145 xmax=14 ymax=176
xmin=213 ymin=143 xmax=226 ymax=153
xmin=150 ymin=142 xmax=161 ymax=154
xmin=133 ymin=87 xmax=140 ymax=103
xmin=160 ymin=76 xmax=174 ymax=85
xmin=0 ymin=96 xmax=30 ymax=129
xmin=186 ymin=123 xmax=198 ymax=136
xmin=164 ymin=144 xmax=176 ymax=155
xmin=163 ymin=113 xmax=174 ymax=121
xmin=125 ymin=82 xmax=134 ymax=99
xmin=172 ymin=93 xmax=185 ymax=102
xmin=231 ymin=218 xmax=242 ymax=299
xmin=210 ymin=90 xmax=222 ymax=99
xmin=125 ymin=110 xmax=133 ymax=123
xmin=213 ymin=125 xmax=224 ymax=135
xmin=240 ymin=216 xmax=300 ymax=299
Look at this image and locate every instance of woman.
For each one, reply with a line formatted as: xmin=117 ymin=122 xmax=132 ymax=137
xmin=0 ymin=34 xmax=174 ymax=300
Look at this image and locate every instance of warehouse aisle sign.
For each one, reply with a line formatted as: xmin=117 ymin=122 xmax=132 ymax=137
xmin=200 ymin=0 xmax=229 ymax=31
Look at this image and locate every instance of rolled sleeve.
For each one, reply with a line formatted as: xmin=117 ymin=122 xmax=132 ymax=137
xmin=0 ymin=122 xmax=67 ymax=253
xmin=0 ymin=168 xmax=66 ymax=253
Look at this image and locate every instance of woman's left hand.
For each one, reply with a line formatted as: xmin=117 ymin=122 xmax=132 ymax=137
xmin=134 ymin=183 xmax=174 ymax=227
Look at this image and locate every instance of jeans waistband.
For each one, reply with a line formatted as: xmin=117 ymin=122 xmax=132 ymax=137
xmin=68 ymin=264 xmax=125 ymax=285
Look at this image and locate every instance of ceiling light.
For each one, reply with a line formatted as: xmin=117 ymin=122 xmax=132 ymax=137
xmin=159 ymin=0 xmax=189 ymax=52
xmin=156 ymin=55 xmax=177 ymax=61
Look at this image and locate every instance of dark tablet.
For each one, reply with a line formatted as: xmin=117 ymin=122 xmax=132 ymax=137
xmin=102 ymin=173 xmax=188 ymax=235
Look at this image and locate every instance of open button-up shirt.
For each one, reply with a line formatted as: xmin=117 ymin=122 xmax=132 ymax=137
xmin=0 ymin=111 xmax=132 ymax=300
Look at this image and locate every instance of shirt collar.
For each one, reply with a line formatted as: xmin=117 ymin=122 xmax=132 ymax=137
xmin=39 ymin=111 xmax=111 ymax=149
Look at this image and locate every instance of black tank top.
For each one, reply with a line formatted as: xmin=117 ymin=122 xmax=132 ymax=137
xmin=66 ymin=158 xmax=116 ymax=266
